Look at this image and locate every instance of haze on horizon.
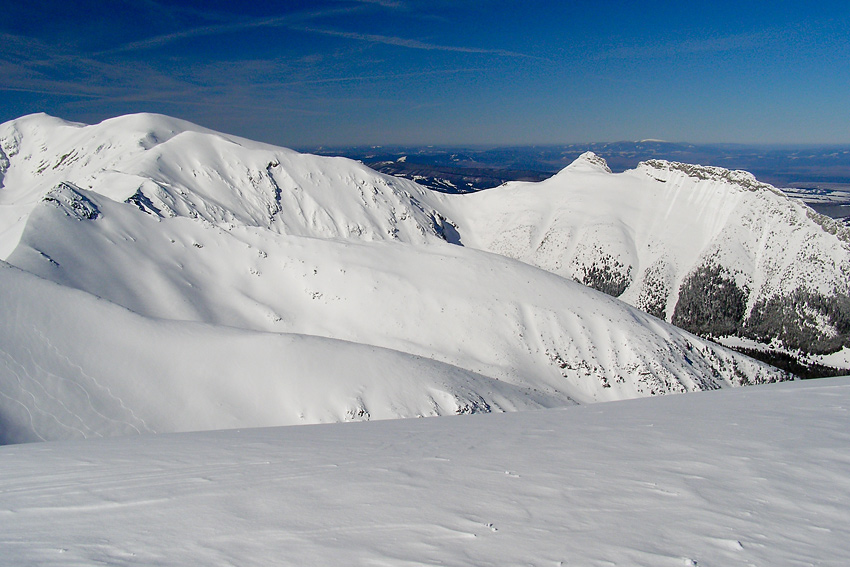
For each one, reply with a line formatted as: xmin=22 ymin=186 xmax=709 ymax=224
xmin=2 ymin=0 xmax=848 ymax=147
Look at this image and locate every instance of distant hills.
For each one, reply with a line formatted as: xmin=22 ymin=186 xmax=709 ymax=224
xmin=305 ymin=141 xmax=850 ymax=194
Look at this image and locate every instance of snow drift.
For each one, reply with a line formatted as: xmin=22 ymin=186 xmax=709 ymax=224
xmin=2 ymin=377 xmax=848 ymax=566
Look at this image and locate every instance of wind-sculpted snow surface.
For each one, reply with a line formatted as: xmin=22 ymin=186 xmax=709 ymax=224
xmin=444 ymin=152 xmax=850 ymax=356
xmin=2 ymin=378 xmax=849 ymax=566
xmin=0 ymin=114 xmax=791 ymax=442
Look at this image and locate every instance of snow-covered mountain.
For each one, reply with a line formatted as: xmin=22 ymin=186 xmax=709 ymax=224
xmin=0 ymin=113 xmax=454 ymax=256
xmin=0 ymin=113 xmax=793 ymax=442
xmin=442 ymin=152 xmax=850 ymax=357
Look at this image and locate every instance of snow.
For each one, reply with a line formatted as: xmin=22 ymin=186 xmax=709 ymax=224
xmin=814 ymin=347 xmax=850 ymax=368
xmin=0 ymin=111 xmax=847 ymax=565
xmin=0 ymin=112 xmax=794 ymax=443
xmin=440 ymin=155 xmax=850 ymax=323
xmin=0 ymin=260 xmax=559 ymax=444
xmin=4 ymin=111 xmax=847 ymax=331
xmin=0 ymin=181 xmax=787 ymax=442
xmin=1 ymin=377 xmax=849 ymax=566
xmin=0 ymin=112 xmax=446 ymax=250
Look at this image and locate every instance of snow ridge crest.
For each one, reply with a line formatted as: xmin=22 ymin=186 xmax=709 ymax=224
xmin=639 ymin=159 xmax=779 ymax=194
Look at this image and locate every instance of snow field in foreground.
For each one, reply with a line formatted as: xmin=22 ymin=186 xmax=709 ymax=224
xmin=1 ymin=377 xmax=848 ymax=567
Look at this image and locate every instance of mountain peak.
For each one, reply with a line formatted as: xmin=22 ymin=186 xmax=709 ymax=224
xmin=563 ymin=151 xmax=612 ymax=174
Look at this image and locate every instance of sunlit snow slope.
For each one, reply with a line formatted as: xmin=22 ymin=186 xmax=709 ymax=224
xmin=0 ymin=258 xmax=573 ymax=444
xmin=1 ymin=378 xmax=848 ymax=566
xmin=0 ymin=114 xmax=789 ymax=442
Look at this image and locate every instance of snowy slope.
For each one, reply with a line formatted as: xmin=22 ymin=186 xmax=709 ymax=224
xmin=0 ymin=260 xmax=561 ymax=444
xmin=7 ymin=183 xmax=784 ymax=404
xmin=443 ymin=153 xmax=850 ymax=354
xmin=0 ymin=113 xmax=792 ymax=442
xmin=2 ymin=377 xmax=849 ymax=566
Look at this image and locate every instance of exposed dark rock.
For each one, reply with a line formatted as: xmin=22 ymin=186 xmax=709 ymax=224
xmin=125 ymin=189 xmax=163 ymax=217
xmin=641 ymin=159 xmax=780 ymax=194
xmin=42 ymin=182 xmax=101 ymax=220
xmin=431 ymin=213 xmax=462 ymax=245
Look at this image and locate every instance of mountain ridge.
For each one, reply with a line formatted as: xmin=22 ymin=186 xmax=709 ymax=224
xmin=439 ymin=151 xmax=850 ymax=361
xmin=0 ymin=112 xmax=814 ymax=443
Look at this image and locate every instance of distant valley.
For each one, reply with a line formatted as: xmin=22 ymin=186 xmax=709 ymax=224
xmin=308 ymin=142 xmax=850 ymax=222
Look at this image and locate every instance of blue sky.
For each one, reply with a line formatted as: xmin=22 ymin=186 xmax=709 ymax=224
xmin=2 ymin=0 xmax=849 ymax=146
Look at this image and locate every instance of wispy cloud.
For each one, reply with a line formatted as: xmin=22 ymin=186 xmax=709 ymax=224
xmin=352 ymin=0 xmax=407 ymax=7
xmin=0 ymin=85 xmax=102 ymax=99
xmin=595 ymin=30 xmax=778 ymax=60
xmin=1 ymin=56 xmax=187 ymax=102
xmin=89 ymin=3 xmax=541 ymax=61
xmin=275 ymin=66 xmax=488 ymax=86
xmin=0 ymin=32 xmax=64 ymax=63
xmin=295 ymin=26 xmax=547 ymax=60
xmin=0 ymin=29 xmax=221 ymax=107
xmin=0 ymin=1 xmax=540 ymax=124
xmin=2 ymin=32 xmax=483 ymax=117
xmin=98 ymin=6 xmax=364 ymax=55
